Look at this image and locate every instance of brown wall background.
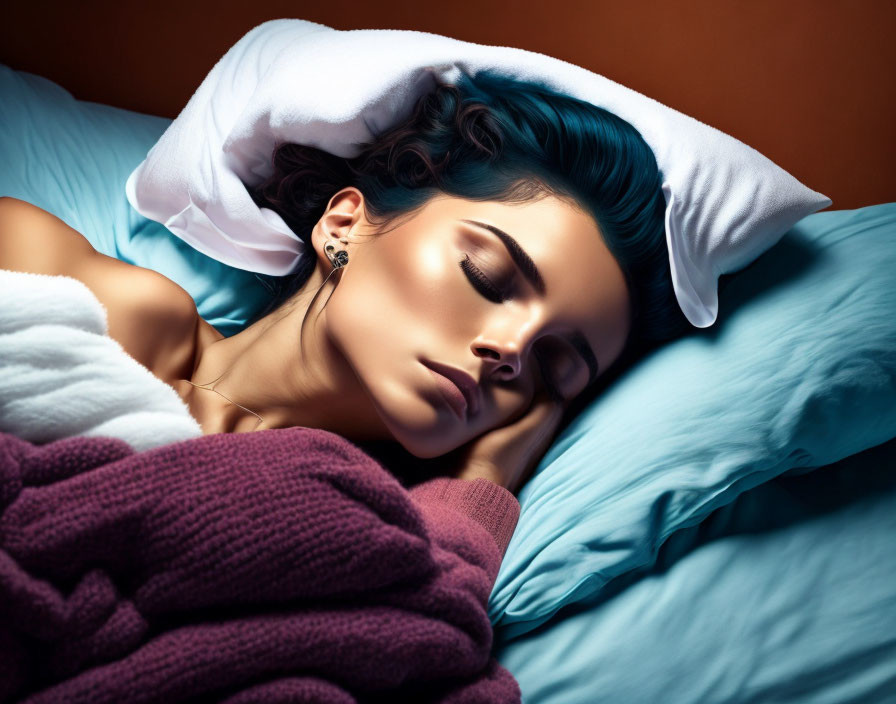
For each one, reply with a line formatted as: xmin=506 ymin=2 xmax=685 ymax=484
xmin=2 ymin=0 xmax=893 ymax=210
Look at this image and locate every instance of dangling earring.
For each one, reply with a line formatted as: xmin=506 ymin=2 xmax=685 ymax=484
xmin=325 ymin=239 xmax=349 ymax=269
xmin=315 ymin=237 xmax=350 ymax=294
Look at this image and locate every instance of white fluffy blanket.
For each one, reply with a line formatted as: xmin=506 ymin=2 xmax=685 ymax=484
xmin=0 ymin=269 xmax=202 ymax=450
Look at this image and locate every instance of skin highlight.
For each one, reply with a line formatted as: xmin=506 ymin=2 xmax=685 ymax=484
xmin=175 ymin=186 xmax=631 ymax=459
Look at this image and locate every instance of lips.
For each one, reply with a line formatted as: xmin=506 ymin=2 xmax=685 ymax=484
xmin=422 ymin=360 xmax=481 ymax=419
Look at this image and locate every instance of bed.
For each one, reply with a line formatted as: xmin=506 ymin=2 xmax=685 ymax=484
xmin=2 ymin=17 xmax=895 ymax=704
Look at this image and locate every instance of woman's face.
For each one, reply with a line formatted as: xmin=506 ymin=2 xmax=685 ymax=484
xmin=313 ymin=187 xmax=631 ymax=458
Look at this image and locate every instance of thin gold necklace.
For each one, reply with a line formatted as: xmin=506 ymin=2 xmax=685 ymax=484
xmin=186 ymin=370 xmax=265 ymax=429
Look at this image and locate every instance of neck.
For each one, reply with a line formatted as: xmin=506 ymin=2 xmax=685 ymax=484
xmin=176 ymin=269 xmax=392 ymax=442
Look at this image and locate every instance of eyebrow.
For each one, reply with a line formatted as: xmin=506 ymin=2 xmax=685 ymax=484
xmin=460 ymin=218 xmax=546 ymax=295
xmin=459 ymin=218 xmax=600 ymax=386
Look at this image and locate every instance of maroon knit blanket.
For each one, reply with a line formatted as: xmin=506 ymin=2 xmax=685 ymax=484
xmin=0 ymin=427 xmax=521 ymax=703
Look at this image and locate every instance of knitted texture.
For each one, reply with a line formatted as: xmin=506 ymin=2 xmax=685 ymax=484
xmin=0 ymin=427 xmax=521 ymax=703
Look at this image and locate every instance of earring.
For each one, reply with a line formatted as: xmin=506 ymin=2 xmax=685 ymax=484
xmin=325 ymin=241 xmax=349 ymax=269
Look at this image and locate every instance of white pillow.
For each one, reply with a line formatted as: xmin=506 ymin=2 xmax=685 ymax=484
xmin=125 ymin=19 xmax=831 ymax=328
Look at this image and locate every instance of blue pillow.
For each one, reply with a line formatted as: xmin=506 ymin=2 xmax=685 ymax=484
xmin=497 ymin=438 xmax=896 ymax=703
xmin=0 ymin=65 xmax=273 ymax=336
xmin=490 ymin=203 xmax=896 ymax=638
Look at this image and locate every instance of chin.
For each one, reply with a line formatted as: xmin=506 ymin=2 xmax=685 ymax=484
xmin=388 ymin=414 xmax=470 ymax=459
xmin=393 ymin=431 xmax=452 ymax=460
xmin=362 ymin=374 xmax=463 ymax=460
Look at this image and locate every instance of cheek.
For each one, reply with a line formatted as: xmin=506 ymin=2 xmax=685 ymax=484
xmin=409 ymin=239 xmax=471 ymax=323
xmin=327 ymin=239 xmax=469 ymax=363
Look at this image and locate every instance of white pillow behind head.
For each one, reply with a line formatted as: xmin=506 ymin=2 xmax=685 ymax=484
xmin=126 ymin=19 xmax=831 ymax=328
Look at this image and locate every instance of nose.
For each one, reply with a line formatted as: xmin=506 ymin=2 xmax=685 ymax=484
xmin=472 ymin=315 xmax=540 ymax=382
xmin=472 ymin=342 xmax=521 ymax=380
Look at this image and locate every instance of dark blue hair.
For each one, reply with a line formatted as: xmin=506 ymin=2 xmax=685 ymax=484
xmin=250 ymin=69 xmax=690 ymax=360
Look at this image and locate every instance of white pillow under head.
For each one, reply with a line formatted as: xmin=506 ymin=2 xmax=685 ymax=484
xmin=125 ymin=19 xmax=831 ymax=328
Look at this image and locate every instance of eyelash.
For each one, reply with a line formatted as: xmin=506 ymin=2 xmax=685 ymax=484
xmin=460 ymin=254 xmax=506 ymax=303
xmin=460 ymin=254 xmax=564 ymax=403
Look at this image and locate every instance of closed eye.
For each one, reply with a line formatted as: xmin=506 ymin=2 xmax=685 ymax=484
xmin=460 ymin=254 xmax=506 ymax=303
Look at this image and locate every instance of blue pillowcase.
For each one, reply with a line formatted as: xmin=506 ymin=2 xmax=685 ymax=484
xmin=496 ymin=437 xmax=896 ymax=702
xmin=489 ymin=202 xmax=896 ymax=639
xmin=0 ymin=65 xmax=273 ymax=336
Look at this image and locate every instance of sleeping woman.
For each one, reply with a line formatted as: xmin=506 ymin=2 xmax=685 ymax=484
xmin=0 ymin=70 xmax=689 ymax=493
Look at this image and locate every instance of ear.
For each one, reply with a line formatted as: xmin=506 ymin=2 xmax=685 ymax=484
xmin=312 ymin=187 xmax=366 ymax=258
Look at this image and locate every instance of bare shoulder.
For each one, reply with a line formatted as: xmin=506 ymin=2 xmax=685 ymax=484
xmin=0 ymin=196 xmax=99 ymax=275
xmin=0 ymin=197 xmax=199 ymax=377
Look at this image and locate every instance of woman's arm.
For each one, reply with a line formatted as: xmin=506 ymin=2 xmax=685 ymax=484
xmin=0 ymin=197 xmax=198 ymax=375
